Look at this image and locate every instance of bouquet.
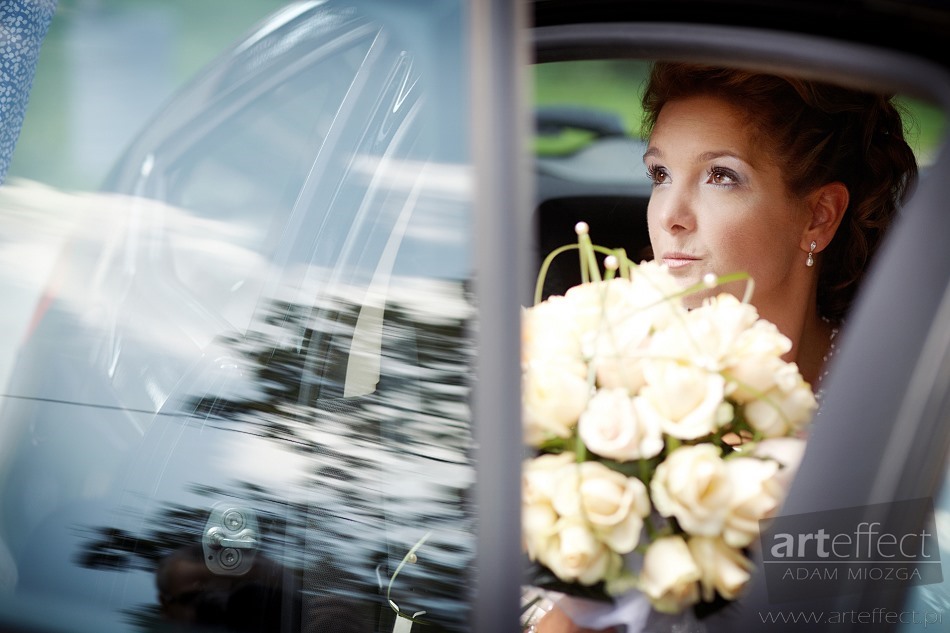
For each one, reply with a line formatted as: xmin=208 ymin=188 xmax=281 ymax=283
xmin=521 ymin=223 xmax=815 ymax=626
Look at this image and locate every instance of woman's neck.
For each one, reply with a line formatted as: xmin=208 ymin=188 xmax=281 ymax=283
xmin=762 ymin=304 xmax=835 ymax=388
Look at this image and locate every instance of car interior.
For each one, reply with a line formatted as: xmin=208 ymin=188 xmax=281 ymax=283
xmin=533 ymin=99 xmax=653 ymax=299
xmin=529 ymin=57 xmax=654 ymax=299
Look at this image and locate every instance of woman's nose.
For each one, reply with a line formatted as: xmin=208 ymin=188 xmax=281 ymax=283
xmin=651 ymin=186 xmax=696 ymax=233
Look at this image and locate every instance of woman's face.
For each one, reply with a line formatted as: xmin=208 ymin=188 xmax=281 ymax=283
xmin=644 ymin=95 xmax=811 ymax=310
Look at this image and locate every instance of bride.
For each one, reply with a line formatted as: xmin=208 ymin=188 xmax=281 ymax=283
xmin=530 ymin=61 xmax=918 ymax=632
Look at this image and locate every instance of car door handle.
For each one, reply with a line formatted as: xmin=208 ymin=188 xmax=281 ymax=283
xmin=206 ymin=526 xmax=257 ymax=550
xmin=202 ymin=504 xmax=259 ymax=575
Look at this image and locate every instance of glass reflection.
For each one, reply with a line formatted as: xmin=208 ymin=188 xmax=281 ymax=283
xmin=1 ymin=1 xmax=473 ymax=630
xmin=0 ymin=178 xmax=475 ymax=631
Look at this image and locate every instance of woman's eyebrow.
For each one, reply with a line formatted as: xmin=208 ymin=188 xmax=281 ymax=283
xmin=643 ymin=147 xmax=748 ymax=163
xmin=642 ymin=148 xmax=758 ymax=175
xmin=698 ymin=150 xmax=745 ymax=162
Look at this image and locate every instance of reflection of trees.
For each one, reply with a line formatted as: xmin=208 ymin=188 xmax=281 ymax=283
xmin=76 ymin=283 xmax=476 ymax=632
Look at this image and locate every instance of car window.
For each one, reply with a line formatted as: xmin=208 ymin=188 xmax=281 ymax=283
xmin=154 ymin=39 xmax=372 ymax=331
xmin=0 ymin=2 xmax=477 ymax=632
xmin=529 ymin=43 xmax=950 ymax=631
xmin=532 ymin=59 xmax=655 ymax=299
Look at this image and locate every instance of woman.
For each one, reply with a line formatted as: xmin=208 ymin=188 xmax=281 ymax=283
xmin=531 ymin=61 xmax=918 ymax=633
xmin=641 ymin=62 xmax=917 ymax=392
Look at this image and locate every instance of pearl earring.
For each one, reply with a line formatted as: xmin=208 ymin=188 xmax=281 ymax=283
xmin=806 ymin=241 xmax=817 ymax=267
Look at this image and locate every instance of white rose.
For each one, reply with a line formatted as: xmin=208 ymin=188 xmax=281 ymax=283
xmin=722 ymin=457 xmax=783 ymax=548
xmin=565 ymin=279 xmax=654 ymax=363
xmin=591 ymin=323 xmax=651 ymax=394
xmin=522 ymin=297 xmax=584 ymax=367
xmin=733 ymin=319 xmax=793 ymax=358
xmin=539 ymin=519 xmax=621 ymax=586
xmin=716 ymin=315 xmax=791 ymax=401
xmin=687 ymin=536 xmax=754 ymax=602
xmin=639 ymin=535 xmax=701 ymax=613
xmin=523 ymin=452 xmax=575 ymax=505
xmin=594 ymin=351 xmax=648 ymax=393
xmin=642 ymin=294 xmax=756 ymax=372
xmin=552 ymin=460 xmax=650 ymax=553
xmin=752 ymin=437 xmax=807 ymax=492
xmin=744 ymin=379 xmax=817 ymax=438
xmin=628 ymin=260 xmax=687 ymax=329
xmin=523 ymin=502 xmax=559 ymax=560
xmin=578 ymin=388 xmax=664 ymax=461
xmin=558 ymin=278 xmax=657 ymax=394
xmin=523 ymin=361 xmax=590 ymax=445
xmin=522 ymin=453 xmax=576 ymax=559
xmin=727 ymin=355 xmax=779 ymax=402
xmin=650 ymin=444 xmax=732 ymax=537
xmin=638 ymin=360 xmax=727 ymax=440
xmin=563 ymin=278 xmax=636 ymax=338
xmin=683 ymin=294 xmax=760 ymax=368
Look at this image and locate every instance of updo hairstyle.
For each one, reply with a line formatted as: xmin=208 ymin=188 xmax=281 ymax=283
xmin=641 ymin=62 xmax=919 ymax=322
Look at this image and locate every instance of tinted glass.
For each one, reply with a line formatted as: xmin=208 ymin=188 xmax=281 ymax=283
xmin=158 ymin=38 xmax=371 ymax=331
xmin=0 ymin=2 xmax=475 ymax=632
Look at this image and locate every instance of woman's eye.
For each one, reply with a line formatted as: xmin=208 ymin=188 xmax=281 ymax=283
xmin=646 ymin=164 xmax=669 ymax=185
xmin=707 ymin=167 xmax=739 ymax=186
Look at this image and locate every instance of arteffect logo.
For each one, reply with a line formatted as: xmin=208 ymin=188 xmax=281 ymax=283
xmin=760 ymin=498 xmax=942 ymax=602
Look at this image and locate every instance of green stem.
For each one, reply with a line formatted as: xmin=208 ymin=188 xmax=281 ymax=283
xmin=643 ymin=518 xmax=658 ymax=540
xmin=576 ymin=231 xmax=599 ymax=283
xmin=666 ymin=436 xmax=682 ymax=453
xmin=616 ymin=248 xmax=630 ymax=279
xmin=534 ymin=244 xmax=580 ymax=305
xmin=638 ymin=458 xmax=652 ymax=484
xmin=672 ymin=271 xmax=750 ymax=303
xmin=575 ymin=434 xmax=587 ymax=462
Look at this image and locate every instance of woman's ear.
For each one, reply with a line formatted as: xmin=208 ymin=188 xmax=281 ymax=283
xmin=802 ymin=181 xmax=849 ymax=252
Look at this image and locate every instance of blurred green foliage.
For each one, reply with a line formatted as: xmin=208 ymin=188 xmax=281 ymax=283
xmin=895 ymin=95 xmax=945 ymax=165
xmin=533 ymin=60 xmax=650 ymax=156
xmin=533 ymin=59 xmax=946 ymax=166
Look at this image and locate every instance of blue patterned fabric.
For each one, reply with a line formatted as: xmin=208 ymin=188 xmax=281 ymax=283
xmin=0 ymin=0 xmax=56 ymax=184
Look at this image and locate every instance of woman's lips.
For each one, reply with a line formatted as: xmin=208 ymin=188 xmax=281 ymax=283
xmin=662 ymin=253 xmax=699 ymax=269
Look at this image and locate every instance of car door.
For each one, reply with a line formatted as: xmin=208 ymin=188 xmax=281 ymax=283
xmin=0 ymin=1 xmax=527 ymax=631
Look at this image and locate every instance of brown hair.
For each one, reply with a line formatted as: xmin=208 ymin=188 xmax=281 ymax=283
xmin=641 ymin=62 xmax=919 ymax=321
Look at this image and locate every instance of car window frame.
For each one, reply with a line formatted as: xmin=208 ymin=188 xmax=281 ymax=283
xmin=529 ymin=20 xmax=950 ymax=628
